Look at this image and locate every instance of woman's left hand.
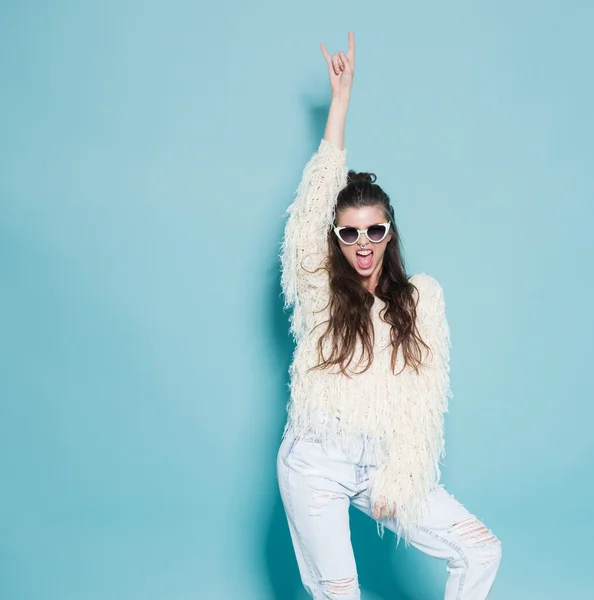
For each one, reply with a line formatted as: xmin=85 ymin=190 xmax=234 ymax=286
xmin=372 ymin=495 xmax=397 ymax=520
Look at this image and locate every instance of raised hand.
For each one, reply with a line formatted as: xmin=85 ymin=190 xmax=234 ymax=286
xmin=320 ymin=30 xmax=355 ymax=96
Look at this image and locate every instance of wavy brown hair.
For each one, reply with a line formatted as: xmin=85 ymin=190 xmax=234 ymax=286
xmin=309 ymin=170 xmax=430 ymax=378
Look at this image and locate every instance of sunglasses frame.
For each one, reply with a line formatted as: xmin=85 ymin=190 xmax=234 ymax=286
xmin=333 ymin=221 xmax=391 ymax=246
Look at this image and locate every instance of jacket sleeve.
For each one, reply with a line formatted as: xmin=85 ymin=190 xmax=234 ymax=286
xmin=368 ymin=273 xmax=453 ymax=543
xmin=279 ymin=138 xmax=348 ymax=343
xmin=410 ymin=273 xmax=452 ymax=402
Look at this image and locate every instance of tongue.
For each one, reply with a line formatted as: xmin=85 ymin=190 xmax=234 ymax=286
xmin=357 ymin=253 xmax=373 ymax=270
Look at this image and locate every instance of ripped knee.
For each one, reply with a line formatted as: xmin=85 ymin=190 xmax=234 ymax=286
xmin=451 ymin=517 xmax=502 ymax=569
xmin=321 ymin=576 xmax=360 ymax=599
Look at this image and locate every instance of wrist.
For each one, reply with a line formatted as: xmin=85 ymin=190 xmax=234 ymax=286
xmin=331 ymin=89 xmax=351 ymax=104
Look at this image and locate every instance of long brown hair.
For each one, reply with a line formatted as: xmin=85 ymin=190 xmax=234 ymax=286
xmin=309 ymin=170 xmax=430 ymax=377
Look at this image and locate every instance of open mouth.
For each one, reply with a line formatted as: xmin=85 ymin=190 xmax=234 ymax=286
xmin=356 ymin=249 xmax=373 ymax=270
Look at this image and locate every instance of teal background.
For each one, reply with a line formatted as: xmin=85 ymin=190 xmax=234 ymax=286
xmin=1 ymin=1 xmax=593 ymax=599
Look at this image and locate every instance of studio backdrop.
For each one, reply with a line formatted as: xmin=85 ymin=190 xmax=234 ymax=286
xmin=1 ymin=1 xmax=592 ymax=599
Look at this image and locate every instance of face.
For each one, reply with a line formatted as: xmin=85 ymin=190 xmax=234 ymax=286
xmin=334 ymin=205 xmax=392 ymax=280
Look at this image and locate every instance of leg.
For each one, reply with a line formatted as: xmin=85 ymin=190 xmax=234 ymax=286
xmin=277 ymin=433 xmax=361 ymax=599
xmin=351 ymin=484 xmax=502 ymax=600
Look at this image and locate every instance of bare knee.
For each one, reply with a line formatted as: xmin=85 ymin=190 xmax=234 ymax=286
xmin=321 ymin=576 xmax=360 ymax=599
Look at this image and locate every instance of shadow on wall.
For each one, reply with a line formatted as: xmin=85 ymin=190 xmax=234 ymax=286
xmin=260 ymin=101 xmax=446 ymax=600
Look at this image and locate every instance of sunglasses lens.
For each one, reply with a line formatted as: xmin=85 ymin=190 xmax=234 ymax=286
xmin=367 ymin=224 xmax=387 ymax=241
xmin=339 ymin=228 xmax=358 ymax=244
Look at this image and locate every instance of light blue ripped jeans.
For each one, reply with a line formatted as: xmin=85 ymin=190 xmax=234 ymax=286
xmin=276 ymin=411 xmax=502 ymax=600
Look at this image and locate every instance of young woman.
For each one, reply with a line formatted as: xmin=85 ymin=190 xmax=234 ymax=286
xmin=276 ymin=31 xmax=502 ymax=600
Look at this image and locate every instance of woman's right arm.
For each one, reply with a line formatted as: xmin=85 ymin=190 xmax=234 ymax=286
xmin=279 ymin=32 xmax=355 ymax=343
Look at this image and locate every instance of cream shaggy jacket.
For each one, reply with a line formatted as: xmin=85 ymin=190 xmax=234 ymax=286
xmin=279 ymin=137 xmax=452 ymax=544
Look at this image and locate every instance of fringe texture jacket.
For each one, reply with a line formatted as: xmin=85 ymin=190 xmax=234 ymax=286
xmin=279 ymin=137 xmax=453 ymax=544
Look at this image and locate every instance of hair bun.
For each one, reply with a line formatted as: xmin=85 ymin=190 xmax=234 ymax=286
xmin=347 ymin=170 xmax=377 ymax=184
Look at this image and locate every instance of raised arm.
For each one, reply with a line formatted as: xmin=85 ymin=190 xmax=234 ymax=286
xmin=280 ymin=32 xmax=355 ymax=343
xmin=321 ymin=30 xmax=356 ymax=150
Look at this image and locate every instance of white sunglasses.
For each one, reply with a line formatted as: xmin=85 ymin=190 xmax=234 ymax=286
xmin=333 ymin=221 xmax=391 ymax=245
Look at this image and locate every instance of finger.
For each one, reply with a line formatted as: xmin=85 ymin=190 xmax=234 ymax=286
xmin=373 ymin=502 xmax=382 ymax=520
xmin=331 ymin=54 xmax=340 ymax=76
xmin=340 ymin=51 xmax=352 ymax=73
xmin=332 ymin=54 xmax=341 ymax=76
xmin=347 ymin=30 xmax=355 ymax=65
xmin=338 ymin=52 xmax=345 ymax=70
xmin=320 ymin=43 xmax=332 ymax=66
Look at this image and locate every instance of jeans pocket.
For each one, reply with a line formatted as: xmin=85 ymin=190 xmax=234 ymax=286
xmin=300 ymin=431 xmax=323 ymax=443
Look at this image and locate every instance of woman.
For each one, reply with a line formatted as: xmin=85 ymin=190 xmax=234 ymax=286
xmin=277 ymin=31 xmax=502 ymax=600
